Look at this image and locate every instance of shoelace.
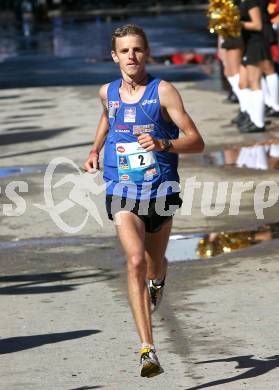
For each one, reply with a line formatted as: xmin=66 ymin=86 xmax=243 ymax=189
xmin=141 ymin=352 xmax=151 ymax=362
xmin=140 ymin=348 xmax=157 ymax=364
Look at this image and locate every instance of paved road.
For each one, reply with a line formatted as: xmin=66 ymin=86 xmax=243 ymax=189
xmin=1 ymin=80 xmax=279 ymax=389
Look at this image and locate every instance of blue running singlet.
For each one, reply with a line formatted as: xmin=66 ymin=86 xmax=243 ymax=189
xmin=103 ymin=76 xmax=180 ymax=200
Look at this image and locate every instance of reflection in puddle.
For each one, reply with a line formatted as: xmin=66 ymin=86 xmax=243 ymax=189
xmin=0 ymin=163 xmax=76 ymax=178
xmin=190 ymin=140 xmax=279 ymax=170
xmin=166 ymin=234 xmax=205 ymax=261
xmin=196 ymin=228 xmax=274 ymax=258
xmin=1 ymin=223 xmax=278 ymax=261
xmin=167 ymin=222 xmax=279 ymax=261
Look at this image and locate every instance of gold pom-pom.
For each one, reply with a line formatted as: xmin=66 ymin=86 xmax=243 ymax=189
xmin=207 ymin=0 xmax=241 ymax=39
xmin=196 ymin=231 xmax=253 ymax=258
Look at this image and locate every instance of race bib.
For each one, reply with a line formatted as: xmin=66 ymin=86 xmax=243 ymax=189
xmin=116 ymin=142 xmax=160 ymax=183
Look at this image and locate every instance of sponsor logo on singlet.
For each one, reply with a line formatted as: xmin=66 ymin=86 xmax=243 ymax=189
xmin=144 ymin=167 xmax=157 ymax=180
xmin=115 ymin=124 xmax=130 ymax=133
xmin=132 ymin=124 xmax=154 ymax=135
xmin=109 ymin=101 xmax=120 ymax=108
xmin=117 ymin=145 xmax=125 ymax=153
xmin=146 ymin=168 xmax=157 ymax=176
xmin=121 ymin=174 xmax=129 ymax=181
xmin=124 ymin=107 xmax=136 ymax=123
xmin=118 ymin=155 xmax=129 ymax=170
xmin=109 ymin=101 xmax=120 ymax=118
xmin=142 ymin=99 xmax=157 ymax=106
xmin=115 ymin=130 xmax=130 ymax=133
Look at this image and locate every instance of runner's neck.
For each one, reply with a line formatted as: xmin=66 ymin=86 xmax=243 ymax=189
xmin=121 ymin=73 xmax=148 ymax=94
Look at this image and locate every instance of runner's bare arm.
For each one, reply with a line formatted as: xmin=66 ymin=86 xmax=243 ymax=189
xmin=137 ymin=81 xmax=204 ymax=153
xmin=84 ymin=84 xmax=109 ymax=171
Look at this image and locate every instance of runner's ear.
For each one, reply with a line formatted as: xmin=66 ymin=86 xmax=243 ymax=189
xmin=111 ymin=51 xmax=119 ymax=63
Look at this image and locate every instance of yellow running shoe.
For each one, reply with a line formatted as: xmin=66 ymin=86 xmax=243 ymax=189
xmin=140 ymin=347 xmax=163 ymax=378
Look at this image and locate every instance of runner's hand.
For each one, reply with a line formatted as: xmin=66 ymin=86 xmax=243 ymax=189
xmin=137 ymin=134 xmax=162 ymax=152
xmin=83 ymin=149 xmax=100 ymax=172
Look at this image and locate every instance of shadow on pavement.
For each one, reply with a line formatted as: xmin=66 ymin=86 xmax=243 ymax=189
xmin=185 ymin=354 xmax=279 ymax=389
xmin=0 ymin=330 xmax=99 ymax=354
xmin=22 ymin=104 xmax=56 ymax=110
xmin=0 ymin=127 xmax=76 ymax=146
xmin=0 ymin=95 xmax=22 ymax=100
xmin=68 ymin=387 xmax=103 ymax=390
xmin=21 ymin=99 xmax=53 ymax=104
xmin=0 ymin=59 xmax=210 ymax=89
xmin=4 ymin=126 xmax=42 ymax=131
xmin=0 ymin=269 xmax=116 ymax=295
xmin=6 ymin=114 xmax=44 ymax=119
xmin=0 ymin=141 xmax=91 ymax=159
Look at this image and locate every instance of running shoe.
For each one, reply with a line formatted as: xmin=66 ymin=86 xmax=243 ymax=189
xmin=240 ymin=121 xmax=265 ymax=133
xmin=231 ymin=111 xmax=248 ymax=125
xmin=140 ymin=347 xmax=163 ymax=378
xmin=148 ymin=276 xmax=165 ymax=313
xmin=265 ymin=106 xmax=279 ymax=118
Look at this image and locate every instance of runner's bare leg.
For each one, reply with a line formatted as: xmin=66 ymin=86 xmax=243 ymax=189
xmin=145 ymin=218 xmax=173 ymax=280
xmin=115 ymin=211 xmax=153 ymax=345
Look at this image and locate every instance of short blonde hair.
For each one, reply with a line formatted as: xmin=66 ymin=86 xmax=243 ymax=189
xmin=111 ymin=24 xmax=149 ymax=51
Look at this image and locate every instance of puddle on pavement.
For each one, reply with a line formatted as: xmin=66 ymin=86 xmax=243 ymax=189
xmin=167 ymin=222 xmax=279 ymax=261
xmin=0 ymin=236 xmax=113 ymax=250
xmin=0 ymin=163 xmax=78 ymax=178
xmin=188 ymin=140 xmax=279 ymax=170
xmin=0 ymin=165 xmax=46 ymax=178
xmin=1 ymin=222 xmax=278 ymax=261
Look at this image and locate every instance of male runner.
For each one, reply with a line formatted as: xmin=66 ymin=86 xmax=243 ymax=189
xmin=84 ymin=24 xmax=204 ymax=378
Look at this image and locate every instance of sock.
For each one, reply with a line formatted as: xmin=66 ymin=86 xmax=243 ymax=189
xmin=141 ymin=342 xmax=155 ymax=351
xmin=261 ymin=77 xmax=272 ymax=108
xmin=270 ymin=144 xmax=279 ymax=158
xmin=228 ymin=74 xmax=240 ymax=104
xmin=250 ymin=89 xmax=265 ymax=128
xmin=266 ymin=73 xmax=279 ymax=111
xmin=151 ymin=259 xmax=167 ymax=286
xmin=238 ymin=88 xmax=251 ymax=114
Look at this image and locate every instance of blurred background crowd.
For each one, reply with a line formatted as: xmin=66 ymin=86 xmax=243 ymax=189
xmin=0 ymin=1 xmax=278 ymax=169
xmin=207 ymin=0 xmax=279 ymax=172
xmin=209 ymin=0 xmax=279 ymax=133
xmin=0 ymin=0 xmax=208 ymax=17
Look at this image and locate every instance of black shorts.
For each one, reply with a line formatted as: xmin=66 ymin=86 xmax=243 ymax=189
xmin=263 ymin=24 xmax=277 ymax=46
xmin=221 ymin=36 xmax=244 ymax=50
xmin=106 ymin=193 xmax=183 ymax=233
xmin=242 ymin=39 xmax=272 ymax=65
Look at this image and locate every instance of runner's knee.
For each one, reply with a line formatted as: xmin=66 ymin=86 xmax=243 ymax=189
xmin=127 ymin=254 xmax=146 ymax=274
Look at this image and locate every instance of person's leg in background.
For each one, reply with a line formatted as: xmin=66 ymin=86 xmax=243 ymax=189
xmin=246 ymin=64 xmax=265 ymax=130
xmin=237 ymin=64 xmax=252 ymax=128
xmin=261 ymin=59 xmax=279 ymax=115
xmin=218 ymin=37 xmax=238 ymax=103
xmin=225 ymin=48 xmax=242 ymax=103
